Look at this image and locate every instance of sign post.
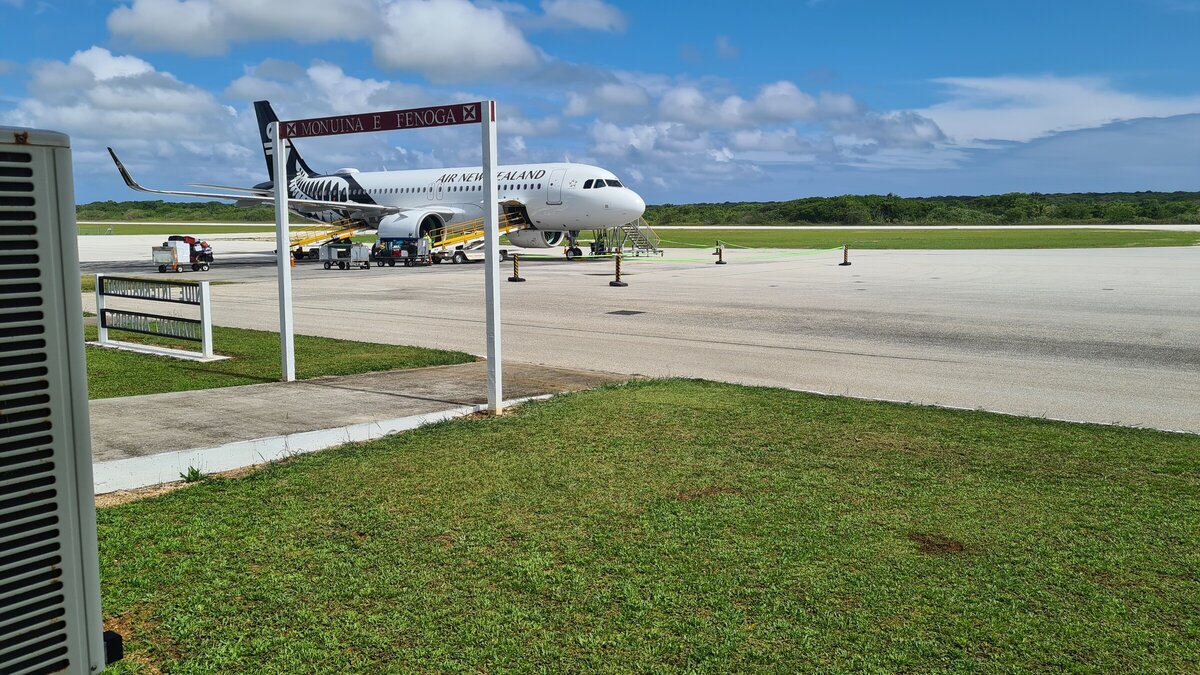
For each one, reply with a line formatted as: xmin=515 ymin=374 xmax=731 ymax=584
xmin=275 ymin=101 xmax=503 ymax=410
xmin=480 ymin=102 xmax=502 ymax=414
xmin=271 ymin=121 xmax=295 ymax=382
xmin=90 ymin=274 xmax=224 ymax=362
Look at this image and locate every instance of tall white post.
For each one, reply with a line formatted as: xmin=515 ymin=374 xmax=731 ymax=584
xmin=199 ymin=280 xmax=213 ymax=359
xmin=94 ymin=273 xmax=107 ymax=346
xmin=480 ymin=101 xmax=503 ymax=414
xmin=271 ymin=122 xmax=296 ymax=382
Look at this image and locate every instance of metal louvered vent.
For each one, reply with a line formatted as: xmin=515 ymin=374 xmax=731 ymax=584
xmin=1 ymin=129 xmax=109 ymax=674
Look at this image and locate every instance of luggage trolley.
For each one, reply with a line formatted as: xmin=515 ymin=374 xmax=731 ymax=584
xmin=373 ymin=237 xmax=432 ymax=267
xmin=320 ymin=240 xmax=372 ymax=270
xmin=152 ymin=235 xmax=213 ymax=272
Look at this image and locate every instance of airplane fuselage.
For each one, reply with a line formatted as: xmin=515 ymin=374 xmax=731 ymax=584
xmin=285 ymin=162 xmax=646 ymax=240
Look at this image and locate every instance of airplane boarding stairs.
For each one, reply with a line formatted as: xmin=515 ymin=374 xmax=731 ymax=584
xmin=429 ymin=212 xmax=527 ymax=254
xmin=288 ymin=212 xmax=525 ymax=260
xmin=616 ymin=218 xmax=662 ymax=256
xmin=290 ymin=220 xmax=372 ymax=256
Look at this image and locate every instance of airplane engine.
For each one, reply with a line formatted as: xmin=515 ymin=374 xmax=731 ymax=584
xmin=506 ymin=229 xmax=566 ymax=248
xmin=377 ymin=212 xmax=443 ymax=240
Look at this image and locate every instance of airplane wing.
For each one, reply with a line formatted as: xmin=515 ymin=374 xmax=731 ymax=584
xmin=187 ymin=182 xmax=272 ymax=194
xmin=107 ymin=148 xmax=402 ymax=217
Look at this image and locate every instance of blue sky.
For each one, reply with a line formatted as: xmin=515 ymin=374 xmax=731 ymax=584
xmin=2 ymin=0 xmax=1198 ymax=203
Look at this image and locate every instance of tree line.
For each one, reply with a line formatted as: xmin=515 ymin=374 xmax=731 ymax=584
xmin=644 ymin=192 xmax=1200 ymax=225
xmin=78 ymin=200 xmax=278 ymax=223
xmin=78 ymin=192 xmax=1200 ymax=225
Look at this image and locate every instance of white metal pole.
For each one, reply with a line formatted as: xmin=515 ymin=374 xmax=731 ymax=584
xmin=271 ymin=122 xmax=296 ymax=382
xmin=199 ymin=280 xmax=213 ymax=359
xmin=94 ymin=273 xmax=106 ymax=346
xmin=481 ymin=101 xmax=503 ymax=414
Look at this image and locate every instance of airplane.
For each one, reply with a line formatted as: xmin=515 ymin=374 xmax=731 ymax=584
xmin=108 ymin=100 xmax=647 ymax=260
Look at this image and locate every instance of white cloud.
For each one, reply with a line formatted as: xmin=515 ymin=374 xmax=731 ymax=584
xmin=6 ymin=47 xmax=231 ymax=140
xmin=374 ymin=0 xmax=539 ymax=81
xmin=715 ymin=35 xmax=738 ymax=60
xmin=919 ymin=75 xmax=1200 ymax=145
xmin=830 ymin=111 xmax=945 ymax=151
xmin=500 ymin=113 xmax=560 ymax=137
xmin=226 ymin=60 xmax=431 ymax=113
xmin=563 ymin=81 xmax=649 ymax=116
xmin=540 ymin=0 xmax=626 ymax=31
xmin=108 ymin=0 xmax=376 ymax=56
xmin=69 ymin=46 xmax=154 ymax=80
xmin=729 ymin=129 xmax=818 ymax=155
xmin=656 ymin=81 xmax=859 ymax=128
xmin=108 ymin=0 xmax=539 ymax=81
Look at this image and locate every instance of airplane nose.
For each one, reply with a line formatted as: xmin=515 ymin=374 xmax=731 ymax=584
xmin=629 ymin=190 xmax=646 ymax=218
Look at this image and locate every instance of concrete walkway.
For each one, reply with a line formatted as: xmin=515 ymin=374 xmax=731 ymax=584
xmin=90 ymin=361 xmax=627 ymax=493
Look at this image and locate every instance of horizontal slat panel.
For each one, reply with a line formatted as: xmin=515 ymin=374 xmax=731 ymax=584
xmin=0 ymin=577 xmax=61 ymax=614
xmin=0 ymin=339 xmax=47 ymax=355
xmin=0 ymin=556 xmax=61 ymax=601
xmin=0 ymin=539 xmax=59 ymax=573
xmin=0 ymin=461 xmax=55 ymax=490
xmin=0 ymin=530 xmax=60 ymax=575
xmin=0 ymin=624 xmax=68 ymax=667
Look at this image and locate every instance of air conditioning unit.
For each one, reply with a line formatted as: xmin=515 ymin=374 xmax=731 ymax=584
xmin=1 ymin=127 xmax=120 ymax=672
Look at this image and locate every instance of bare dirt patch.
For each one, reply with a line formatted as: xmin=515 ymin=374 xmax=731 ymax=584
xmin=103 ymin=606 xmax=179 ymax=674
xmin=908 ymin=532 xmax=966 ymax=554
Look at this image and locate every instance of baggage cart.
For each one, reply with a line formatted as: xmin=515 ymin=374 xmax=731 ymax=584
xmin=373 ymin=237 xmax=432 ymax=267
xmin=320 ymin=241 xmax=372 ymax=270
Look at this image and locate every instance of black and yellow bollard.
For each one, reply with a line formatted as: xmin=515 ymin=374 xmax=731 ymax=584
xmin=839 ymin=244 xmax=852 ymax=266
xmin=508 ymin=252 xmax=525 ymax=282
xmin=715 ymin=242 xmax=727 ymax=265
xmin=609 ymin=252 xmax=628 ymax=287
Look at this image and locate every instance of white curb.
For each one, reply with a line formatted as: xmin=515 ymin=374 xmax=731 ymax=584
xmin=92 ymin=395 xmax=552 ymax=494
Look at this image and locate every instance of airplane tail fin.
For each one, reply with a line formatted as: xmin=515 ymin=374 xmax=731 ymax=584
xmin=254 ymin=100 xmax=319 ymax=184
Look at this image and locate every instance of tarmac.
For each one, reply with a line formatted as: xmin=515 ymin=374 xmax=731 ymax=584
xmin=89 ymin=361 xmax=627 ymax=493
xmin=96 ymin=244 xmax=1196 ymax=435
xmin=81 ymin=238 xmax=1200 ymax=445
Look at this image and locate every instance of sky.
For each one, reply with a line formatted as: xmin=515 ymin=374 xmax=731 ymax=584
xmin=1 ymin=0 xmax=1198 ymax=204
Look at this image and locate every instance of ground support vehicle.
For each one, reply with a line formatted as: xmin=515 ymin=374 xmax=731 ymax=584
xmin=319 ymin=241 xmax=372 ymax=270
xmin=373 ymin=238 xmax=432 ymax=267
xmin=431 ymin=248 xmax=472 ymax=265
xmin=153 ymin=235 xmax=213 ymax=272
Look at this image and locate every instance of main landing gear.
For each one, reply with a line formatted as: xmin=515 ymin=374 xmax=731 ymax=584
xmin=563 ymin=231 xmax=583 ymax=260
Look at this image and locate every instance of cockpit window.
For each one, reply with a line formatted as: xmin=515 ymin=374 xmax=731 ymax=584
xmin=583 ymin=179 xmax=593 ymax=189
xmin=606 ymin=179 xmax=623 ymax=188
xmin=593 ymin=179 xmax=605 ymax=188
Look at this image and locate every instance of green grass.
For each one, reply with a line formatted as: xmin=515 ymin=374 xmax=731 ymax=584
xmin=97 ymin=380 xmax=1200 ymax=672
xmin=657 ymin=227 xmax=1200 ymax=249
xmin=77 ymin=223 xmax=274 ymax=235
xmin=85 ymin=324 xmax=474 ymax=399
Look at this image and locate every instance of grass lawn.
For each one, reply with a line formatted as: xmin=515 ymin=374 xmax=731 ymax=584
xmin=85 ymin=324 xmax=474 ymax=399
xmin=656 ymin=227 xmax=1200 ymax=249
xmin=96 ymin=380 xmax=1200 ymax=672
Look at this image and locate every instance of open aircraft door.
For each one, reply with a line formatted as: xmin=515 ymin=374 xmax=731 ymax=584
xmin=546 ymin=168 xmax=566 ymax=205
